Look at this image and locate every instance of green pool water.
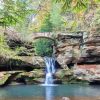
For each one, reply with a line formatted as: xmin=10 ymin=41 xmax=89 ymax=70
xmin=0 ymin=84 xmax=100 ymax=99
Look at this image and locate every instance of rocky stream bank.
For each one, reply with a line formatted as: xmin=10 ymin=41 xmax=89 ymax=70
xmin=0 ymin=31 xmax=100 ymax=86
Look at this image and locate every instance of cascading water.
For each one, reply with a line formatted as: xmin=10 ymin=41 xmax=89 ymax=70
xmin=44 ymin=57 xmax=56 ymax=85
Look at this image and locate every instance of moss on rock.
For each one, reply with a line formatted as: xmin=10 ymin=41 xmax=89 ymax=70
xmin=0 ymin=72 xmax=11 ymax=86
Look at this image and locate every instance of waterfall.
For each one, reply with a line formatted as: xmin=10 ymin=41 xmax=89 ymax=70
xmin=44 ymin=57 xmax=56 ymax=85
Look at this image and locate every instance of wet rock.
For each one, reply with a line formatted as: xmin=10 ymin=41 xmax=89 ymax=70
xmin=62 ymin=97 xmax=70 ymax=100
xmin=0 ymin=56 xmax=45 ymax=71
xmin=53 ymin=79 xmax=62 ymax=84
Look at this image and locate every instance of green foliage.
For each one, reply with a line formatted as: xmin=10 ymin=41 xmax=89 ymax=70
xmin=34 ymin=38 xmax=54 ymax=57
xmin=16 ymin=47 xmax=33 ymax=56
xmin=53 ymin=0 xmax=98 ymax=13
xmin=92 ymin=8 xmax=100 ymax=27
xmin=90 ymin=7 xmax=100 ymax=34
xmin=52 ymin=0 xmax=99 ymax=32
xmin=40 ymin=3 xmax=64 ymax=32
xmin=0 ymin=33 xmax=20 ymax=59
xmin=0 ymin=0 xmax=35 ymax=27
xmin=0 ymin=73 xmax=11 ymax=85
xmin=50 ymin=3 xmax=63 ymax=31
xmin=40 ymin=14 xmax=53 ymax=32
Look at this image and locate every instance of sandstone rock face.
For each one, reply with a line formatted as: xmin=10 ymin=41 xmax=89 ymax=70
xmin=73 ymin=64 xmax=100 ymax=82
xmin=21 ymin=56 xmax=45 ymax=69
xmin=1 ymin=31 xmax=100 ymax=85
xmin=78 ymin=33 xmax=100 ymax=64
xmin=56 ymin=32 xmax=100 ymax=66
xmin=56 ymin=34 xmax=81 ymax=68
xmin=4 ymin=28 xmax=33 ymax=49
xmin=56 ymin=33 xmax=100 ymax=82
xmin=0 ymin=56 xmax=45 ymax=71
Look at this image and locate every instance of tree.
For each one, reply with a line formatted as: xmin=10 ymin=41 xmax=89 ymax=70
xmin=0 ymin=31 xmax=19 ymax=59
xmin=31 ymin=0 xmax=52 ymax=32
xmin=52 ymin=0 xmax=100 ymax=32
xmin=0 ymin=0 xmax=36 ymax=61
xmin=0 ymin=0 xmax=34 ymax=27
xmin=34 ymin=38 xmax=54 ymax=57
xmin=50 ymin=3 xmax=63 ymax=31
xmin=31 ymin=1 xmax=65 ymax=32
xmin=40 ymin=14 xmax=53 ymax=32
xmin=53 ymin=0 xmax=99 ymax=13
xmin=89 ymin=7 xmax=100 ymax=34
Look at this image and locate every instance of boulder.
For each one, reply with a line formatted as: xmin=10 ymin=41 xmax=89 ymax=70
xmin=0 ymin=72 xmax=11 ymax=86
xmin=62 ymin=97 xmax=70 ymax=100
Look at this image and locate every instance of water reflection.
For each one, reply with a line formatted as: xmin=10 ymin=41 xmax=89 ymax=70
xmin=0 ymin=84 xmax=100 ymax=98
xmin=45 ymin=86 xmax=56 ymax=100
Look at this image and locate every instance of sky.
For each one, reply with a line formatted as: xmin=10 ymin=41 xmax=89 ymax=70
xmin=0 ymin=0 xmax=3 ymax=9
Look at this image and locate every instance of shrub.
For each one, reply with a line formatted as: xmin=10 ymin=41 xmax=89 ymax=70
xmin=34 ymin=38 xmax=54 ymax=57
xmin=0 ymin=34 xmax=20 ymax=60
